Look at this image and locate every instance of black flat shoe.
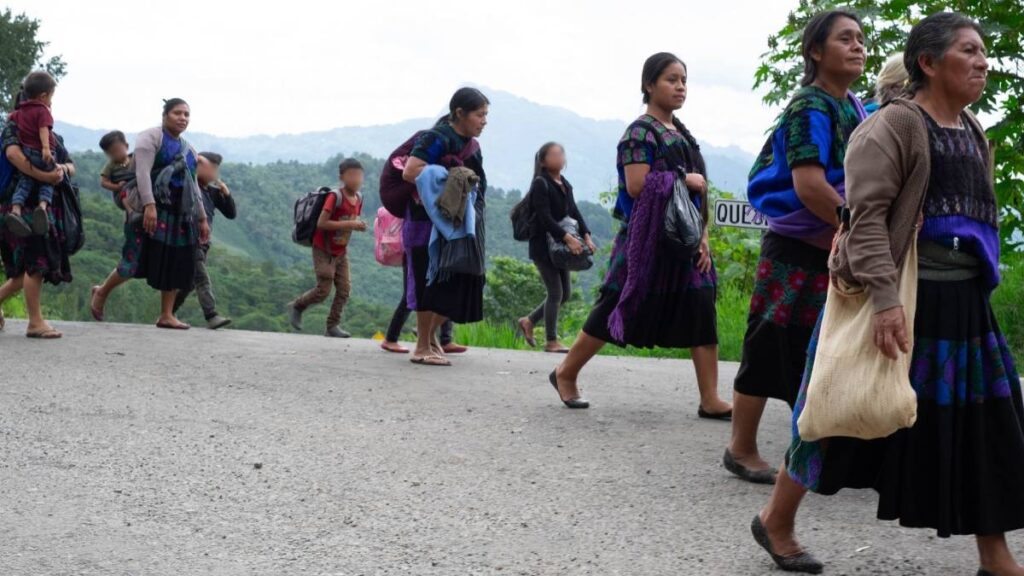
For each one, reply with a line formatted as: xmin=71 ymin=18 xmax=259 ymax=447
xmin=751 ymin=515 xmax=824 ymax=574
xmin=978 ymin=570 xmax=996 ymax=576
xmin=549 ymin=370 xmax=589 ymax=409
xmin=698 ymin=407 xmax=732 ymax=421
xmin=723 ymin=449 xmax=777 ymax=484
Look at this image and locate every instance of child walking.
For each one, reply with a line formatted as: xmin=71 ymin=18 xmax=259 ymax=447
xmin=5 ymin=71 xmax=59 ymax=237
xmin=288 ymin=158 xmax=366 ymax=338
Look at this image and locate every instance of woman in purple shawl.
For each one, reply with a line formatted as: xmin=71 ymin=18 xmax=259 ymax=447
xmin=548 ymin=52 xmax=731 ymax=415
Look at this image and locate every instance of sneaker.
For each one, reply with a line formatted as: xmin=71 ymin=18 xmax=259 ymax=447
xmin=206 ymin=315 xmax=232 ymax=330
xmin=325 ymin=326 xmax=351 ymax=338
xmin=31 ymin=206 xmax=48 ymax=236
xmin=287 ymin=303 xmax=303 ymax=331
xmin=4 ymin=213 xmax=32 ymax=238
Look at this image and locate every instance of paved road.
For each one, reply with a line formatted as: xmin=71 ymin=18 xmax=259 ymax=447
xmin=0 ymin=321 xmax=1006 ymax=575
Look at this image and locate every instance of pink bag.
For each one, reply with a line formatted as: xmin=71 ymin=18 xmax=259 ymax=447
xmin=374 ymin=206 xmax=404 ymax=267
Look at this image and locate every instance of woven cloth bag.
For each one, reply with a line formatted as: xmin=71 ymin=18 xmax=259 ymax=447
xmin=797 ymin=240 xmax=919 ymax=441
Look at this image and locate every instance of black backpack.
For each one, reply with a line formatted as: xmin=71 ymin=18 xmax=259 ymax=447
xmin=292 ymin=186 xmax=339 ymax=246
xmin=510 ymin=177 xmax=547 ymax=242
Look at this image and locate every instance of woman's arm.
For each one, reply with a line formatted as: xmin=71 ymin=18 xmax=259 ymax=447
xmin=623 ymin=164 xmax=651 ymax=199
xmin=5 ymin=145 xmax=64 ymax=185
xmin=402 ymin=157 xmax=427 ymax=183
xmin=792 ymin=165 xmax=843 ymax=227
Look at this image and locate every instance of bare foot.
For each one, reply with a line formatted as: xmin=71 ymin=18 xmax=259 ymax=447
xmin=760 ymin=510 xmax=805 ymax=558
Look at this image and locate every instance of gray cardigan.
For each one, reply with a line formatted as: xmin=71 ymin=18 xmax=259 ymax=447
xmin=133 ymin=126 xmax=206 ymax=222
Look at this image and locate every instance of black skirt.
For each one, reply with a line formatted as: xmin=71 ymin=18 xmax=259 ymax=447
xmin=134 ymin=193 xmax=197 ymax=292
xmin=733 ymin=232 xmax=830 ymax=406
xmin=582 ymin=226 xmax=717 ymax=349
xmin=787 ymin=276 xmax=1024 ymax=537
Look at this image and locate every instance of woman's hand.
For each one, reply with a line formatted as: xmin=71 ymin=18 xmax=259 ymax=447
xmin=685 ymin=173 xmax=708 ymax=194
xmin=143 ymin=204 xmax=158 ymax=236
xmin=199 ymin=219 xmax=211 ymax=244
xmin=697 ymin=231 xmax=712 ymax=273
xmin=41 ymin=165 xmax=64 ymax=186
xmin=564 ymin=234 xmax=584 ymax=255
xmin=873 ymin=306 xmax=910 ymax=360
xmin=584 ymin=234 xmax=597 ymax=254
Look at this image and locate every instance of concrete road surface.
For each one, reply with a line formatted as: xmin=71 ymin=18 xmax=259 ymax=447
xmin=0 ymin=321 xmax=1010 ymax=575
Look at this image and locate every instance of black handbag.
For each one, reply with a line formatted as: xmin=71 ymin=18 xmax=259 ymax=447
xmin=438 ymin=200 xmax=485 ymax=277
xmin=547 ymin=217 xmax=594 ymax=271
xmin=637 ymin=120 xmax=705 ymax=260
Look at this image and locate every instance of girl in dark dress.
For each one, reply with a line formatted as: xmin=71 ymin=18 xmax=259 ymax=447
xmin=549 ymin=53 xmax=731 ymax=415
xmin=517 ymin=142 xmax=596 ymax=353
xmin=401 ymin=87 xmax=489 ymax=366
xmin=0 ymin=111 xmax=75 ymax=339
xmin=752 ymin=14 xmax=1024 ymax=575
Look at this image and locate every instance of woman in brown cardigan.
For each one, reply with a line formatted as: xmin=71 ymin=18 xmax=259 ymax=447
xmin=751 ymin=13 xmax=1024 ymax=575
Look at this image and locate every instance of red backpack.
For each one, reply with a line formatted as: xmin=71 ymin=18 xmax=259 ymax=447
xmin=378 ymin=130 xmax=480 ymax=217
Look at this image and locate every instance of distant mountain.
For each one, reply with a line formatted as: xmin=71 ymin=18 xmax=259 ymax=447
xmin=55 ymin=89 xmax=753 ymax=200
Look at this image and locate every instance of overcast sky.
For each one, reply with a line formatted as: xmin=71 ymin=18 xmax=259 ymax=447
xmin=8 ymin=0 xmax=798 ymax=154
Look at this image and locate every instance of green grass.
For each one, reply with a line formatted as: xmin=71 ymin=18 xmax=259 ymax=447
xmin=992 ymin=257 xmax=1024 ymax=362
xmin=454 ymin=281 xmax=752 ymax=362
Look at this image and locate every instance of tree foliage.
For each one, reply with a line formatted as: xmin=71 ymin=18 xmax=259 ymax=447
xmin=0 ymin=9 xmax=67 ymax=114
xmin=756 ymin=0 xmax=1024 ymax=250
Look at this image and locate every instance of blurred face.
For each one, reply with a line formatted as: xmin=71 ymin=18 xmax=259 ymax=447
xmin=648 ymin=62 xmax=688 ymax=111
xmin=454 ymin=104 xmax=488 ymax=138
xmin=812 ymin=17 xmax=866 ymax=83
xmin=341 ymin=168 xmax=364 ymax=192
xmin=196 ymin=156 xmax=220 ymax=184
xmin=922 ymin=27 xmax=989 ymax=105
xmin=541 ymin=145 xmax=566 ymax=173
xmin=105 ymin=141 xmax=130 ymax=164
xmin=163 ymin=104 xmax=191 ymax=135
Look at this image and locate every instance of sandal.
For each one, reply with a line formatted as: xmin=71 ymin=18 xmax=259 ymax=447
xmin=26 ymin=328 xmax=62 ymax=339
xmin=381 ymin=342 xmax=410 ymax=354
xmin=90 ymin=286 xmax=105 ymax=322
xmin=410 ymin=355 xmax=452 ymax=367
xmin=156 ymin=320 xmax=191 ymax=330
xmin=517 ymin=318 xmax=536 ymax=347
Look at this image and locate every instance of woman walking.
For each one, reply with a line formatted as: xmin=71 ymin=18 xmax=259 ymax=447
xmin=549 ymin=53 xmax=731 ymax=415
xmin=752 ymin=13 xmax=1024 ymax=575
xmin=517 ymin=142 xmax=595 ymax=353
xmin=0 ymin=84 xmax=75 ymax=339
xmin=106 ymin=98 xmax=209 ymax=329
xmin=725 ymin=10 xmax=867 ymax=483
xmin=400 ymin=87 xmax=489 ymax=366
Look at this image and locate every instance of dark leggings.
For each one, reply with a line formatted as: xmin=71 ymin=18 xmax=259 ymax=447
xmin=527 ymin=257 xmax=571 ymax=342
xmin=385 ymin=261 xmax=453 ymax=344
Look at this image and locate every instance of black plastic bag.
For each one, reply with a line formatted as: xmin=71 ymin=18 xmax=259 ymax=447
xmin=662 ymin=178 xmax=702 ymax=260
xmin=57 ymin=181 xmax=85 ymax=255
xmin=547 ymin=217 xmax=593 ymax=271
xmin=438 ymin=235 xmax=484 ymax=277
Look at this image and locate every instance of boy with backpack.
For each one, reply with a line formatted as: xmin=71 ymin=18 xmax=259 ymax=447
xmin=288 ymin=158 xmax=366 ymax=338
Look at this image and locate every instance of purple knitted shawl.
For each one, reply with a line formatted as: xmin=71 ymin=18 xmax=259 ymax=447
xmin=608 ymin=170 xmax=676 ymax=341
